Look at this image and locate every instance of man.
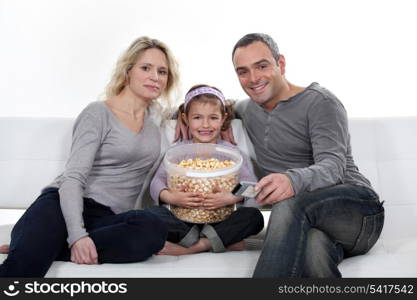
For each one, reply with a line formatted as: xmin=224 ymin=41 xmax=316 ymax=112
xmin=231 ymin=33 xmax=384 ymax=277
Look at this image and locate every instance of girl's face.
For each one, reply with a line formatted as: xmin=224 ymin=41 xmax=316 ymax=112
xmin=184 ymin=100 xmax=226 ymax=144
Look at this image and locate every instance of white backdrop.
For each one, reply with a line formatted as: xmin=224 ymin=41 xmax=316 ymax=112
xmin=1 ymin=0 xmax=416 ymax=118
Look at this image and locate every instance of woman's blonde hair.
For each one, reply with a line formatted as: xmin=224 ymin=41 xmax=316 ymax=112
xmin=105 ymin=36 xmax=180 ymax=119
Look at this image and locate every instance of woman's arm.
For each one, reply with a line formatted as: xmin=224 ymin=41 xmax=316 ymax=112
xmin=59 ymin=109 xmax=103 ymax=247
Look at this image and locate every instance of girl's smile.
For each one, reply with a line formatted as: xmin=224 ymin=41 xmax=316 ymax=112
xmin=185 ymin=101 xmax=226 ymax=144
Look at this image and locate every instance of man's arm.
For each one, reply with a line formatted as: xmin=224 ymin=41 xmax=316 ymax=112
xmin=284 ymin=97 xmax=349 ymax=195
xmin=233 ymin=99 xmax=250 ymax=120
xmin=255 ymin=96 xmax=349 ymax=205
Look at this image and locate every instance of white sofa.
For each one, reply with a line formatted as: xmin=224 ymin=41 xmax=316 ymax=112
xmin=1 ymin=116 xmax=417 ymax=277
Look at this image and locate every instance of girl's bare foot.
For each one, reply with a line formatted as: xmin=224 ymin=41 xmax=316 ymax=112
xmin=157 ymin=239 xmax=211 ymax=256
xmin=0 ymin=244 xmax=10 ymax=254
xmin=226 ymin=240 xmax=246 ymax=251
xmin=157 ymin=242 xmax=190 ymax=256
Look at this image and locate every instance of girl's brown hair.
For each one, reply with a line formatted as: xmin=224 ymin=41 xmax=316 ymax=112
xmin=179 ymin=84 xmax=235 ymax=131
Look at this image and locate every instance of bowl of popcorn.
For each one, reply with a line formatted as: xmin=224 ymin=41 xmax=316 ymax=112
xmin=164 ymin=143 xmax=242 ymax=223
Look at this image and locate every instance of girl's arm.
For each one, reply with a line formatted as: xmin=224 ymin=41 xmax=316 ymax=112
xmin=159 ymin=188 xmax=204 ymax=208
xmin=149 ymin=158 xmax=169 ymax=204
xmin=150 ymin=155 xmax=204 ymax=208
xmin=238 ymin=152 xmax=261 ymax=207
xmin=202 ymin=187 xmax=243 ymax=210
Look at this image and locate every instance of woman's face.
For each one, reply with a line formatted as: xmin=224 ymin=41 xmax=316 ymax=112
xmin=184 ymin=100 xmax=226 ymax=144
xmin=127 ymin=48 xmax=169 ymax=102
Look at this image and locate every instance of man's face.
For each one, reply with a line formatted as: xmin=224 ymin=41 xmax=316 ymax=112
xmin=233 ymin=41 xmax=285 ymax=110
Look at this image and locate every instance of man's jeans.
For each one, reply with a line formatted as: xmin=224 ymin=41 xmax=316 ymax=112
xmin=0 ymin=188 xmax=167 ymax=277
xmin=253 ymin=184 xmax=384 ymax=278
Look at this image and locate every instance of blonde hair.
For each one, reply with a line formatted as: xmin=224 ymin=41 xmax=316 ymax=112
xmin=105 ymin=36 xmax=180 ymax=119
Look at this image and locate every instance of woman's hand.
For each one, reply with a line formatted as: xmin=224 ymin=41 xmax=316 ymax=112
xmin=70 ymin=236 xmax=98 ymax=265
xmin=203 ymin=186 xmax=242 ymax=210
xmin=173 ymin=117 xmax=191 ymax=142
xmin=160 ymin=187 xmax=204 ymax=208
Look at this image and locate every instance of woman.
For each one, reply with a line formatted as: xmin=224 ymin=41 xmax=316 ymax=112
xmin=0 ymin=36 xmax=180 ymax=277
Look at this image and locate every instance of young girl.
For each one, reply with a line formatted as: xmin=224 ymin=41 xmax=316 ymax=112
xmin=147 ymin=84 xmax=264 ymax=255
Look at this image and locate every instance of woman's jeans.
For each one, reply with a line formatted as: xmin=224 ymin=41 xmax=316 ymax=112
xmin=253 ymin=184 xmax=385 ymax=278
xmin=0 ymin=188 xmax=167 ymax=277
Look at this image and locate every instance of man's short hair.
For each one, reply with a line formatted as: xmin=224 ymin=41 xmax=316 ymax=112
xmin=232 ymin=33 xmax=280 ymax=63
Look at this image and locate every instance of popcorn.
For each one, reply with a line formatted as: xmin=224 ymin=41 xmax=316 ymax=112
xmin=168 ymin=158 xmax=237 ymax=223
xmin=177 ymin=158 xmax=235 ymax=170
xmin=170 ymin=205 xmax=234 ymax=224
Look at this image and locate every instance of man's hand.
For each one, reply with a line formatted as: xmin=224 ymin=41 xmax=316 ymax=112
xmin=255 ymin=173 xmax=295 ymax=205
xmin=220 ymin=127 xmax=237 ymax=145
xmin=203 ymin=186 xmax=242 ymax=209
xmin=70 ymin=236 xmax=98 ymax=265
xmin=160 ymin=187 xmax=204 ymax=208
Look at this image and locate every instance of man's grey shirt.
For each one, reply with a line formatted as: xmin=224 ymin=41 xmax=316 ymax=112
xmin=235 ymin=82 xmax=373 ymax=195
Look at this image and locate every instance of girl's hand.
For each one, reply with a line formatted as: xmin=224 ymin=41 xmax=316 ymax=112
xmin=203 ymin=186 xmax=243 ymax=210
xmin=0 ymin=244 xmax=9 ymax=254
xmin=160 ymin=187 xmax=204 ymax=208
xmin=70 ymin=236 xmax=98 ymax=265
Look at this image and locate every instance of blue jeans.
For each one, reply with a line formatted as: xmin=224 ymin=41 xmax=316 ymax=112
xmin=253 ymin=184 xmax=384 ymax=278
xmin=0 ymin=188 xmax=167 ymax=277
